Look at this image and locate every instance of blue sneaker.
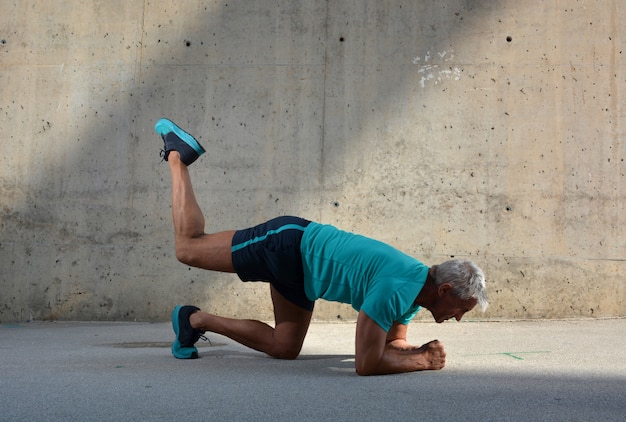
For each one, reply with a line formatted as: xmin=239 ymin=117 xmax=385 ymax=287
xmin=171 ymin=305 xmax=204 ymax=359
xmin=155 ymin=118 xmax=206 ymax=166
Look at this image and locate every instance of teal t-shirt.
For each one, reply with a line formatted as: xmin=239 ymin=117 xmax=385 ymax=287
xmin=300 ymin=222 xmax=428 ymax=331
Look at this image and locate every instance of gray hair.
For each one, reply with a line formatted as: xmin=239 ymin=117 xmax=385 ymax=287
xmin=434 ymin=259 xmax=488 ymax=311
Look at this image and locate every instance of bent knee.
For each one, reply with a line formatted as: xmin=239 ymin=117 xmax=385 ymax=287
xmin=175 ymin=246 xmax=197 ymax=267
xmin=174 ymin=239 xmax=208 ymax=268
xmin=268 ymin=343 xmax=302 ymax=360
xmin=174 ymin=234 xmax=235 ymax=272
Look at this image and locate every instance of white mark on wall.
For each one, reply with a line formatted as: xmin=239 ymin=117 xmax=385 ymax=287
xmin=412 ymin=49 xmax=461 ymax=88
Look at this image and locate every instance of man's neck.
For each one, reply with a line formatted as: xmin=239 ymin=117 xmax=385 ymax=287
xmin=414 ymin=266 xmax=437 ymax=309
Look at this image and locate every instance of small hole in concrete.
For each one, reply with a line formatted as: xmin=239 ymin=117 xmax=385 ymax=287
xmin=506 ymin=36 xmax=512 ymax=43
xmin=333 ymin=201 xmax=340 ymax=208
xmin=339 ymin=37 xmax=345 ymax=42
xmin=505 ymin=205 xmax=512 ymax=212
xmin=185 ymin=40 xmax=192 ymax=47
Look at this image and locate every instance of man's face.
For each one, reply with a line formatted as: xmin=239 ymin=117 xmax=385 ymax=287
xmin=429 ymin=285 xmax=477 ymax=323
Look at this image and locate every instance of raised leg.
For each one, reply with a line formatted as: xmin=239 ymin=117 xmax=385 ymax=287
xmin=167 ymin=151 xmax=234 ymax=272
xmin=166 ymin=150 xmax=312 ymax=359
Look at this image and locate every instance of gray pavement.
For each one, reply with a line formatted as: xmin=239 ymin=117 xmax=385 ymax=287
xmin=1 ymin=318 xmax=624 ymax=421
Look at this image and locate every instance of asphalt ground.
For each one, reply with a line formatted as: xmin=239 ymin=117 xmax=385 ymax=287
xmin=1 ymin=318 xmax=624 ymax=421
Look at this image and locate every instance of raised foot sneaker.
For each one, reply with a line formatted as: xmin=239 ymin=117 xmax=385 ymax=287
xmin=171 ymin=305 xmax=204 ymax=359
xmin=155 ymin=118 xmax=206 ymax=166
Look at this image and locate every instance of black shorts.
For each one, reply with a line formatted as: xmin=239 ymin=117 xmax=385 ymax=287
xmin=231 ymin=216 xmax=314 ymax=311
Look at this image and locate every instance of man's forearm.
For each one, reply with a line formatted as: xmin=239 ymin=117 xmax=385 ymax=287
xmin=386 ymin=339 xmax=422 ymax=352
xmin=356 ymin=340 xmax=446 ymax=376
xmin=355 ymin=312 xmax=446 ymax=376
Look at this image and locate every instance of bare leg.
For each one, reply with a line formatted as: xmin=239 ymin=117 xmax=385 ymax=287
xmin=190 ymin=285 xmax=313 ymax=359
xmin=168 ymin=151 xmax=312 ymax=358
xmin=167 ymin=151 xmax=234 ymax=272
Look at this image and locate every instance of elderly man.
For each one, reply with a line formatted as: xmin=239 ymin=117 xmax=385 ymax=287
xmin=155 ymin=118 xmax=488 ymax=376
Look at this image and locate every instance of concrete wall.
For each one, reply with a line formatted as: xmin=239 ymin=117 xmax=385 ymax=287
xmin=1 ymin=0 xmax=624 ymax=322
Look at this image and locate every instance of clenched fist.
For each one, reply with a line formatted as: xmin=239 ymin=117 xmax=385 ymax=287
xmin=418 ymin=339 xmax=446 ymax=370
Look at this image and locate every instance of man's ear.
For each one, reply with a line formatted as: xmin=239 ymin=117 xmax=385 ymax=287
xmin=437 ymin=283 xmax=453 ymax=296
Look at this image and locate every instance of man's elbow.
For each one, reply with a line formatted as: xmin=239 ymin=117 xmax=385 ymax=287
xmin=354 ymin=359 xmax=379 ymax=376
xmin=355 ymin=366 xmax=375 ymax=376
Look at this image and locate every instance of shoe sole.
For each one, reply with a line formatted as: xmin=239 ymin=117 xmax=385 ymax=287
xmin=171 ymin=305 xmax=199 ymax=359
xmin=155 ymin=118 xmax=206 ymax=155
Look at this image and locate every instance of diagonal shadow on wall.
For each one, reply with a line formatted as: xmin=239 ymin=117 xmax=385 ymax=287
xmin=1 ymin=1 xmax=623 ymax=321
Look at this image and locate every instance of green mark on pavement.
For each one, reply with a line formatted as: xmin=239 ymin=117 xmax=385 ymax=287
xmin=464 ymin=351 xmax=551 ymax=360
